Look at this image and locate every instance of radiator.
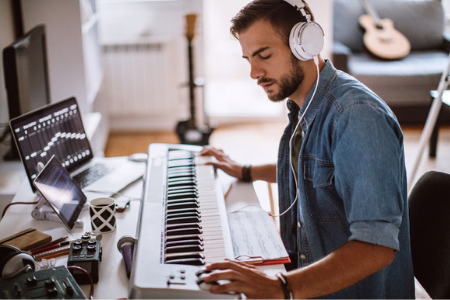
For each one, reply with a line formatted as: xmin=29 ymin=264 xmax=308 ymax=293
xmin=101 ymin=42 xmax=180 ymax=124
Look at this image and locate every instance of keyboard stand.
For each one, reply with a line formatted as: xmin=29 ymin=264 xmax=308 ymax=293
xmin=31 ymin=197 xmax=84 ymax=228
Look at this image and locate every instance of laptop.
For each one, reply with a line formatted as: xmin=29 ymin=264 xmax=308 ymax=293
xmin=10 ymin=96 xmax=145 ymax=195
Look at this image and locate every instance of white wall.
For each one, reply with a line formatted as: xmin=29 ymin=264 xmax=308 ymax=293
xmin=203 ymin=0 xmax=332 ymax=121
xmin=0 ymin=0 xmax=16 ymax=127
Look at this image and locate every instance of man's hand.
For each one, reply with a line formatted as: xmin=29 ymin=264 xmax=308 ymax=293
xmin=203 ymin=260 xmax=284 ymax=299
xmin=200 ymin=146 xmax=243 ymax=179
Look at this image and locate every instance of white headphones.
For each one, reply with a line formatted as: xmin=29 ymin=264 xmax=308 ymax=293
xmin=284 ymin=0 xmax=324 ymax=61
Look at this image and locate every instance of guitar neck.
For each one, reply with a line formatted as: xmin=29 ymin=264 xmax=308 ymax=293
xmin=186 ymin=13 xmax=197 ymax=127
xmin=188 ymin=41 xmax=196 ymax=126
xmin=359 ymin=0 xmax=381 ymax=26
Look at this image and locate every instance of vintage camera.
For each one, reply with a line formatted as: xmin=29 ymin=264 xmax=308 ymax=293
xmin=67 ymin=235 xmax=102 ymax=284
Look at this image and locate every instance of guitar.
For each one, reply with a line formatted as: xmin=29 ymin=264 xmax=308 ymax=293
xmin=358 ymin=0 xmax=410 ymax=60
xmin=175 ymin=13 xmax=214 ymax=146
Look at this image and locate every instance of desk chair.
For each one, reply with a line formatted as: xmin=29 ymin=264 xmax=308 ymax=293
xmin=409 ymin=171 xmax=450 ymax=299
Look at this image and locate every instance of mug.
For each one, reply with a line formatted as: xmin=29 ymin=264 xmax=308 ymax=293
xmin=89 ymin=197 xmax=117 ymax=233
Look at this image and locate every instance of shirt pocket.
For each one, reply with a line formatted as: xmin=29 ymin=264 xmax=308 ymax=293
xmin=303 ymin=159 xmax=346 ymax=221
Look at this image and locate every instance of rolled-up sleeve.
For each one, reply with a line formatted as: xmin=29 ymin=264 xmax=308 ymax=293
xmin=349 ymin=220 xmax=400 ymax=250
xmin=333 ymin=103 xmax=405 ymax=251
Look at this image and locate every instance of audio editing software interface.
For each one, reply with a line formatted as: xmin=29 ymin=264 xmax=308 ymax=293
xmin=12 ymin=100 xmax=92 ymax=181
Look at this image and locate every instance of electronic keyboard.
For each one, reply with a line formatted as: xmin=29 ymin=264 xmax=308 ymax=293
xmin=129 ymin=143 xmax=235 ymax=299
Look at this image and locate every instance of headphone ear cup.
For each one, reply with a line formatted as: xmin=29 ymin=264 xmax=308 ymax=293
xmin=0 ymin=245 xmax=35 ymax=278
xmin=289 ymin=21 xmax=324 ymax=61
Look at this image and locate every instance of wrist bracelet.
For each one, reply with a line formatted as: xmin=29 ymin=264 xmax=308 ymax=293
xmin=276 ymin=273 xmax=293 ymax=299
xmin=241 ymin=165 xmax=252 ymax=182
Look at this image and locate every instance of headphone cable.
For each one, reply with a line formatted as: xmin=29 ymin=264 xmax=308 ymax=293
xmin=270 ymin=56 xmax=320 ymax=218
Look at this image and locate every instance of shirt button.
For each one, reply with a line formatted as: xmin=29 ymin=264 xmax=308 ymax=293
xmin=297 ymin=222 xmax=302 ymax=228
xmin=300 ymin=254 xmax=307 ymax=260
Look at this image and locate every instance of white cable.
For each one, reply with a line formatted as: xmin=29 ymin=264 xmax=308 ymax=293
xmin=271 ymin=56 xmax=320 ymax=217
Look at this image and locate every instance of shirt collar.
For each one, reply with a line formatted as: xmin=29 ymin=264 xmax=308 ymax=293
xmin=293 ymin=59 xmax=336 ymax=130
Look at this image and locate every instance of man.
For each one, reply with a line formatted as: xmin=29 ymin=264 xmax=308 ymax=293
xmin=199 ymin=0 xmax=415 ymax=298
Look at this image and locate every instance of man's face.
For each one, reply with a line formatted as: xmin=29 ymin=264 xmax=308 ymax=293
xmin=239 ymin=20 xmax=304 ymax=102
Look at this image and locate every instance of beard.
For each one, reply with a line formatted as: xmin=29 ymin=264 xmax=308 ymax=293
xmin=258 ymin=56 xmax=305 ymax=102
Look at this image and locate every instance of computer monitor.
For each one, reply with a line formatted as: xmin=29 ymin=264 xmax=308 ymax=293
xmin=2 ymin=24 xmax=50 ymax=160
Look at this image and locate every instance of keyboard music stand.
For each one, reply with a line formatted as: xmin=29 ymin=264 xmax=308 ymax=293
xmin=408 ymin=52 xmax=450 ymax=192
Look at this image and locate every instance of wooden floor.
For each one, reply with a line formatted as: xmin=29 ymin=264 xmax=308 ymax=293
xmin=105 ymin=122 xmax=450 ymax=191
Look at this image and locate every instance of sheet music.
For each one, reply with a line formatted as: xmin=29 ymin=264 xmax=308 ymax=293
xmin=228 ymin=210 xmax=289 ymax=263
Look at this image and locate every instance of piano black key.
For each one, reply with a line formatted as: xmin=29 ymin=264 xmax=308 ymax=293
xmin=168 ymin=178 xmax=197 ymax=185
xmin=166 ymin=227 xmax=203 ymax=236
xmin=167 ymin=201 xmax=199 ymax=210
xmin=166 ymin=207 xmax=200 ymax=215
xmin=166 ymin=210 xmax=200 ymax=217
xmin=167 ymin=190 xmax=198 ymax=198
xmin=167 ymin=198 xmax=198 ymax=205
xmin=165 ymin=251 xmax=205 ymax=260
xmin=166 ymin=212 xmax=200 ymax=220
xmin=168 ymin=161 xmax=195 ymax=168
xmin=167 ymin=180 xmax=196 ymax=188
xmin=165 ymin=258 xmax=205 ymax=266
xmin=166 ymin=216 xmax=201 ymax=224
xmin=166 ymin=244 xmax=204 ymax=253
xmin=167 ymin=173 xmax=197 ymax=182
xmin=168 ymin=173 xmax=196 ymax=180
xmin=167 ymin=187 xmax=197 ymax=194
xmin=166 ymin=223 xmax=202 ymax=230
xmin=166 ymin=239 xmax=203 ymax=248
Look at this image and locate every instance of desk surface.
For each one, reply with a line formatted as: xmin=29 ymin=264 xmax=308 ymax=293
xmin=0 ymin=165 xmax=284 ymax=298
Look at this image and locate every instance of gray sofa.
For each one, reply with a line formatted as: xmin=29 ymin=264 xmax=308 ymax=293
xmin=332 ymin=0 xmax=450 ymax=124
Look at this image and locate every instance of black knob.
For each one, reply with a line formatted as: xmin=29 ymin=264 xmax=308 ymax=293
xmin=47 ymin=287 xmax=58 ymax=297
xmin=26 ymin=276 xmax=37 ymax=286
xmin=45 ymin=279 xmax=56 ymax=288
xmin=65 ymin=285 xmax=74 ymax=295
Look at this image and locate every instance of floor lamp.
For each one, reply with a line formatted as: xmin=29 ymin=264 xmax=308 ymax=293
xmin=408 ymin=52 xmax=450 ymax=192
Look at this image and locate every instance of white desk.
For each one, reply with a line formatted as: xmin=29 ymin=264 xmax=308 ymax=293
xmin=0 ymin=167 xmax=284 ymax=298
xmin=0 ymin=166 xmax=143 ymax=298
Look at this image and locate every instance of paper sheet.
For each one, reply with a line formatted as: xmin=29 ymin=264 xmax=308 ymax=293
xmin=228 ymin=210 xmax=288 ymax=263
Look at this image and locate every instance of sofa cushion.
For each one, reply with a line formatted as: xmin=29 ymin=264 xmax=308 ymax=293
xmin=348 ymin=51 xmax=447 ymax=106
xmin=333 ymin=0 xmax=445 ymax=52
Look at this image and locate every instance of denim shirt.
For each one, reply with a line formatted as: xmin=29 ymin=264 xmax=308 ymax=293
xmin=277 ymin=60 xmax=415 ymax=298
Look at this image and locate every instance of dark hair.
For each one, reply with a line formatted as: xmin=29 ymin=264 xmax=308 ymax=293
xmin=230 ymin=0 xmax=314 ymax=46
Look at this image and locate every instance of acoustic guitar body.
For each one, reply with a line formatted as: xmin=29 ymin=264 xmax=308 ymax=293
xmin=359 ymin=14 xmax=411 ymax=60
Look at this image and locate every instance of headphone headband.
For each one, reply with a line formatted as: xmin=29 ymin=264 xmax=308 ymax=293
xmin=283 ymin=0 xmax=310 ymax=22
xmin=283 ymin=0 xmax=304 ymax=9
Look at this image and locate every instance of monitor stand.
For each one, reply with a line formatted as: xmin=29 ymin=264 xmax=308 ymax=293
xmin=3 ymin=146 xmax=20 ymax=161
xmin=31 ymin=197 xmax=84 ymax=228
xmin=1 ymin=130 xmax=20 ymax=161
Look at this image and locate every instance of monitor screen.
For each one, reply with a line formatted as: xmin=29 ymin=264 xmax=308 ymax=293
xmin=3 ymin=24 xmax=50 ymax=159
xmin=10 ymin=97 xmax=94 ymax=192
xmin=34 ymin=155 xmax=86 ymax=231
